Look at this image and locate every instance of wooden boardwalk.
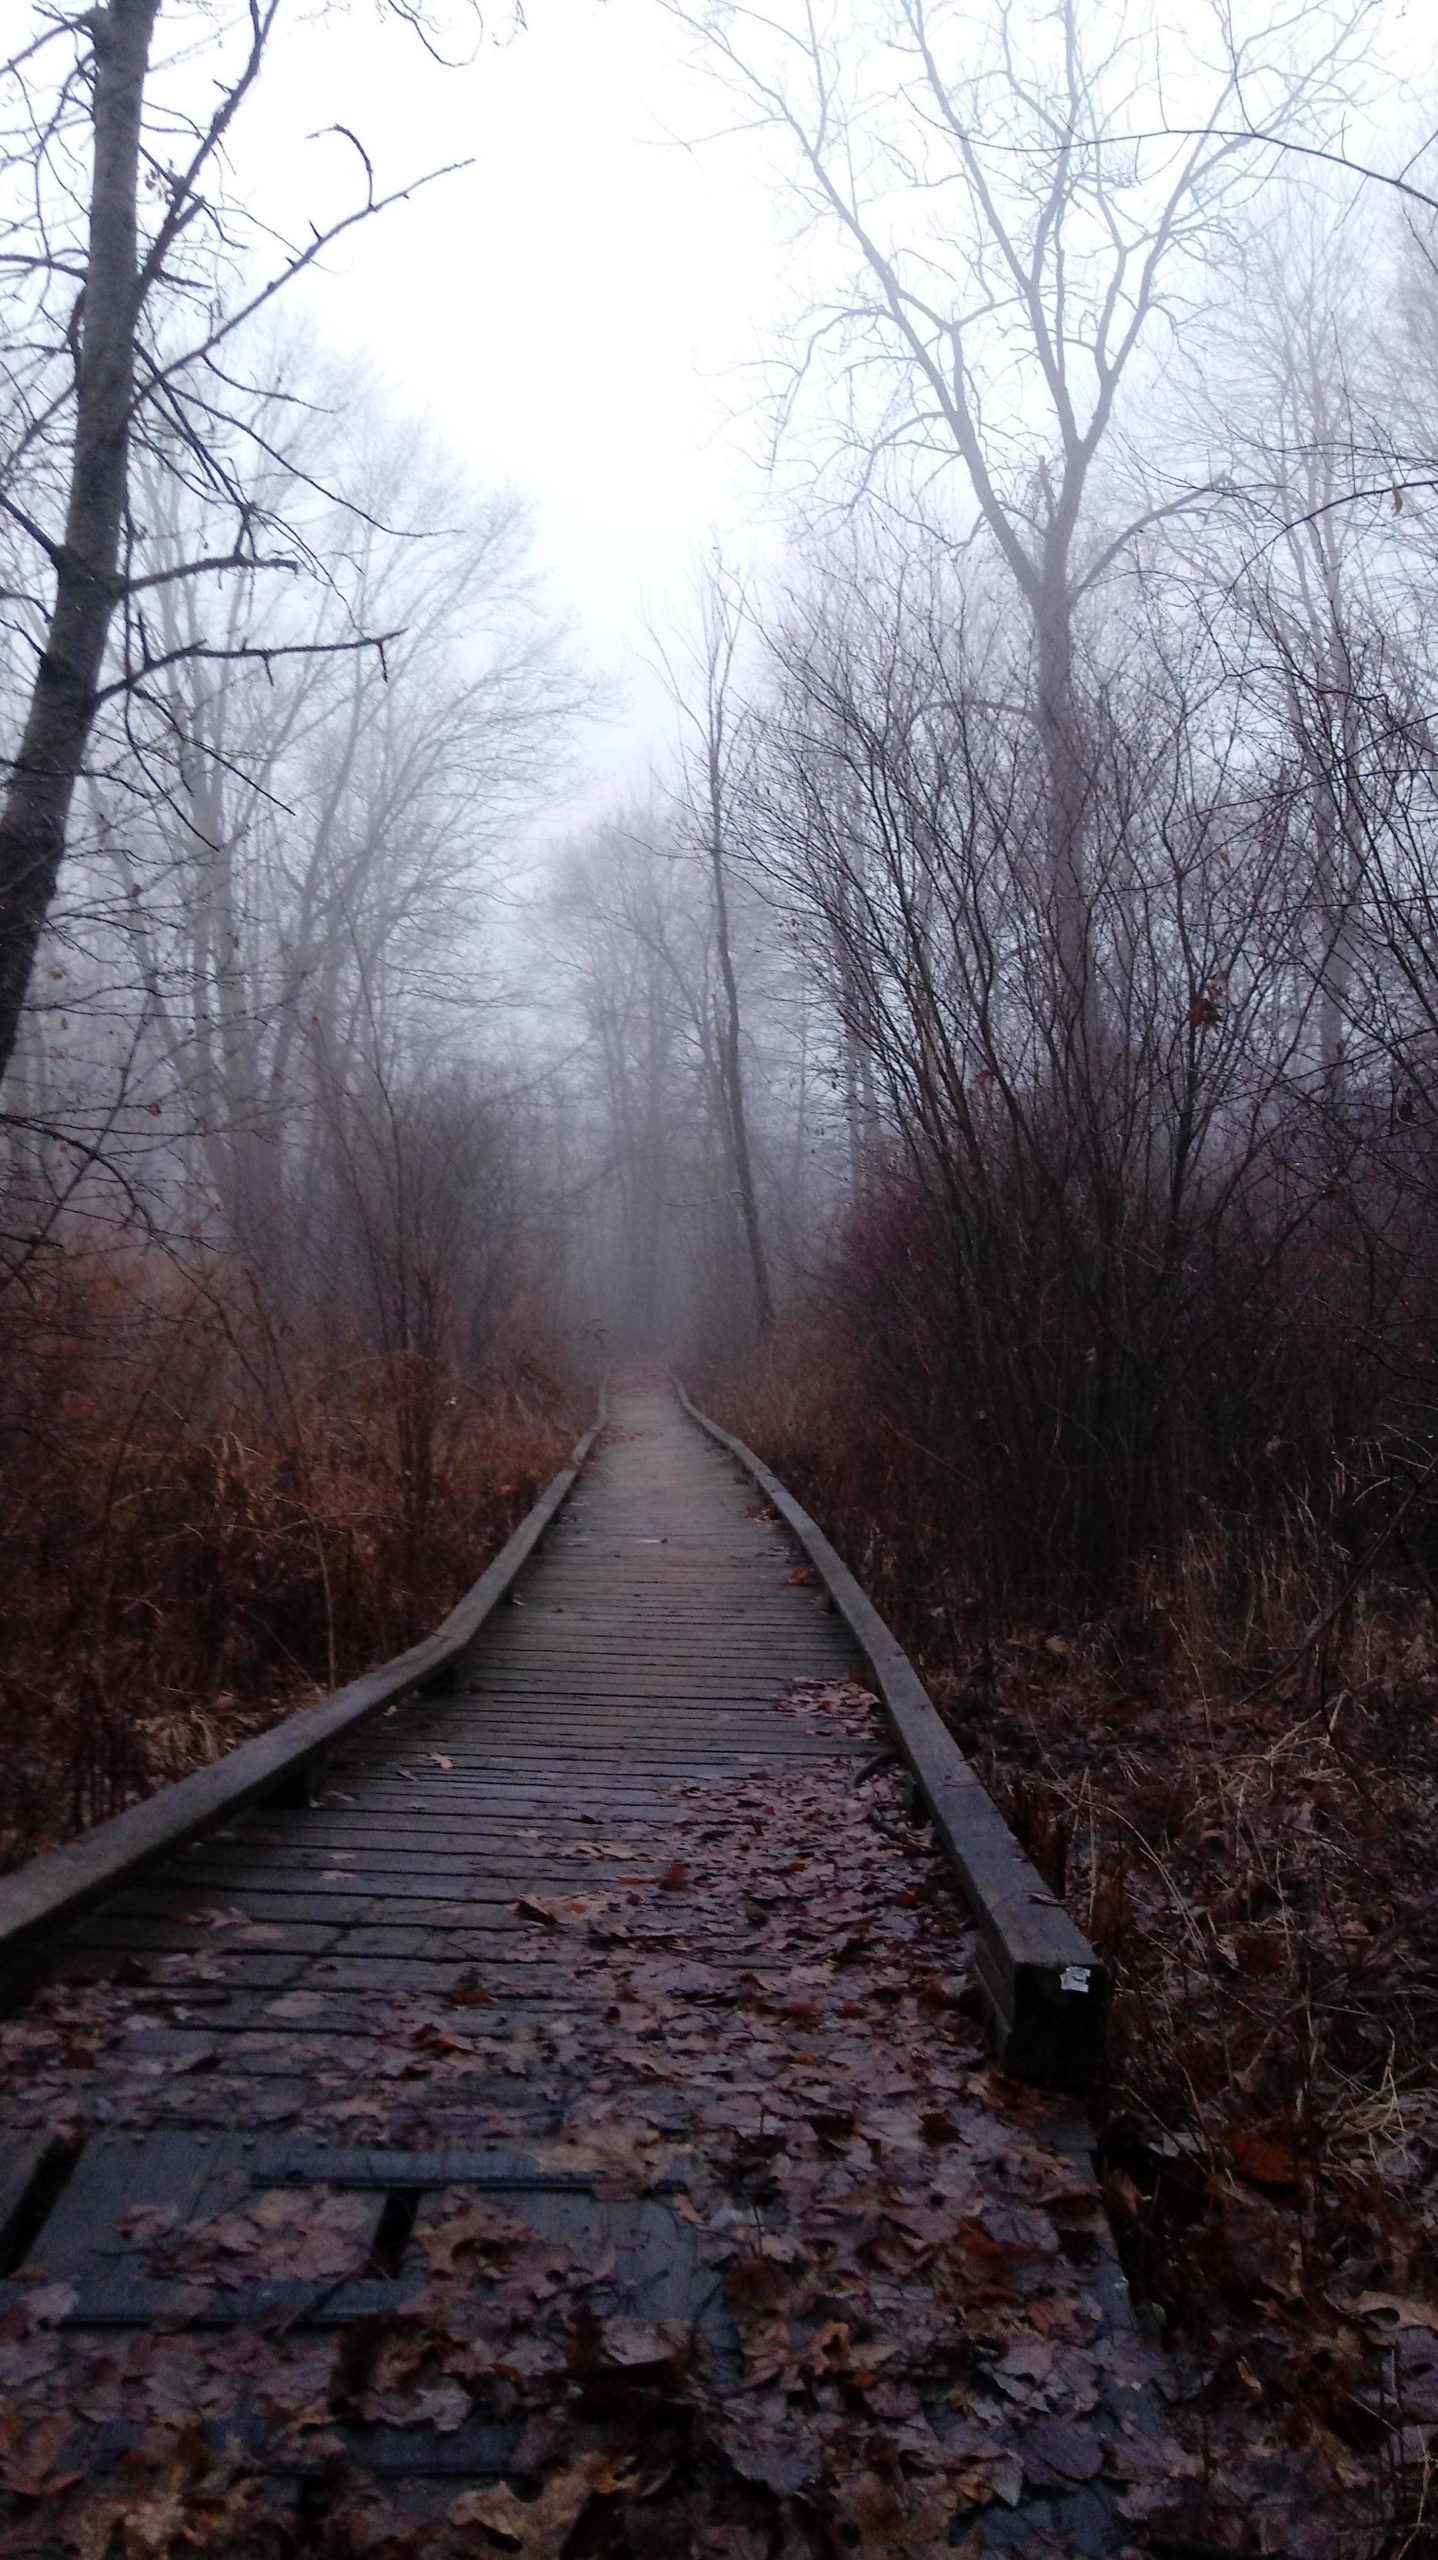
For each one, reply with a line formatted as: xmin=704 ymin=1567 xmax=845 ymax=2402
xmin=0 ymin=1386 xmax=1176 ymax=2554
xmin=38 ymin=1384 xmax=863 ymax=2017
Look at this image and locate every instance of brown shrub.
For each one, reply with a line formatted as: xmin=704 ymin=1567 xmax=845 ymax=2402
xmin=0 ymin=1246 xmax=574 ymax=1865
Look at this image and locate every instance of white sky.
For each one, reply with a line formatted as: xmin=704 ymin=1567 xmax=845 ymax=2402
xmin=237 ymin=0 xmax=792 ymax=810
xmin=224 ymin=0 xmax=1431 ymax=824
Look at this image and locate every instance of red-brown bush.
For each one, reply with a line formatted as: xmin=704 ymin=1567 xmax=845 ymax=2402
xmin=0 ymin=1245 xmax=574 ymax=1866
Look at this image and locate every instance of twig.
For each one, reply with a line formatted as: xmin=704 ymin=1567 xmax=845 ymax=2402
xmin=1236 ymin=1453 xmax=1438 ymax=1710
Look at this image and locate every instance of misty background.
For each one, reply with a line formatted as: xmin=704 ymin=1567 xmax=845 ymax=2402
xmin=3 ymin=0 xmax=1438 ymax=1809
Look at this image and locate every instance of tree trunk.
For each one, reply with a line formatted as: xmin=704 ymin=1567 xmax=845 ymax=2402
xmin=0 ymin=0 xmax=158 ymax=1086
xmin=706 ymin=808 xmax=772 ymax=1331
xmin=1032 ymin=586 xmax=1094 ymax=1039
xmin=706 ymin=747 xmax=774 ymax=1336
xmin=1318 ymin=649 xmax=1360 ymax=1100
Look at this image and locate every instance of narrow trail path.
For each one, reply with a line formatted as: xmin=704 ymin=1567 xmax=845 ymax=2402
xmin=0 ymin=1387 xmax=1184 ymax=2556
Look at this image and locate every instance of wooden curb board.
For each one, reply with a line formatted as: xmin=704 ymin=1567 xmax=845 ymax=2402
xmin=672 ymin=1378 xmax=1107 ymax=2092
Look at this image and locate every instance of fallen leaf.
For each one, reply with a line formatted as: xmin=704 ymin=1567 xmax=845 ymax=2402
xmin=1344 ymin=2291 xmax=1438 ymax=2334
xmin=831 ymin=2469 xmax=962 ymax=2551
xmin=411 ymin=2379 xmax=472 ymax=2432
xmin=448 ymin=2462 xmax=596 ymax=2556
xmin=0 ymin=2408 xmax=76 ymax=2499
xmin=1228 ymin=2129 xmax=1302 ymax=2192
xmin=594 ymin=2314 xmax=689 ymax=2372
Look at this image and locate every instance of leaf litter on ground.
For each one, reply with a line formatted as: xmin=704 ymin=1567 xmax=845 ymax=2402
xmin=0 ymin=1675 xmax=1222 ymax=2557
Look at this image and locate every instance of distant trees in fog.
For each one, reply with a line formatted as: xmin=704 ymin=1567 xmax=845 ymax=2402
xmin=559 ymin=0 xmax=1438 ymax=1607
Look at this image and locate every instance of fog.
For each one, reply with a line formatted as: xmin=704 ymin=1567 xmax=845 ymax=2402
xmin=4 ymin=0 xmax=1435 ymax=1340
xmin=9 ymin=0 xmax=1438 ymax=2527
xmin=2 ymin=0 xmax=1433 ymax=1321
xmin=231 ymin=0 xmax=797 ymax=804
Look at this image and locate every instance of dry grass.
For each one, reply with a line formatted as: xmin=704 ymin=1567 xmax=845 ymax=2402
xmin=0 ymin=1251 xmax=575 ymax=1868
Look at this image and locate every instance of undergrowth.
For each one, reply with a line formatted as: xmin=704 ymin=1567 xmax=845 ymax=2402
xmin=0 ymin=1248 xmax=574 ymax=1868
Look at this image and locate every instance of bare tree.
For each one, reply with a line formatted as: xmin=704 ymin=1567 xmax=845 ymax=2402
xmin=741 ymin=525 xmax=1326 ymax=1589
xmin=666 ymin=0 xmax=1359 ymax=1027
xmin=655 ymin=563 xmax=775 ymax=1336
xmin=0 ymin=2 xmax=462 ymax=1087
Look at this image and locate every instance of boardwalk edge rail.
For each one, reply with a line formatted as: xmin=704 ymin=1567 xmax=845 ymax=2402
xmin=673 ymin=1378 xmax=1106 ymax=2093
xmin=0 ymin=1394 xmax=608 ymax=2008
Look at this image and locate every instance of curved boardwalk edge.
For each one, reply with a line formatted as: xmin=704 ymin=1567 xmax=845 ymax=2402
xmin=672 ymin=1376 xmax=1106 ymax=2092
xmin=0 ymin=1398 xmax=607 ymax=2005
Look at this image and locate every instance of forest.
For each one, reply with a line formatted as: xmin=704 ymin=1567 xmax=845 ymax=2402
xmin=3 ymin=0 xmax=1438 ymax=2549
